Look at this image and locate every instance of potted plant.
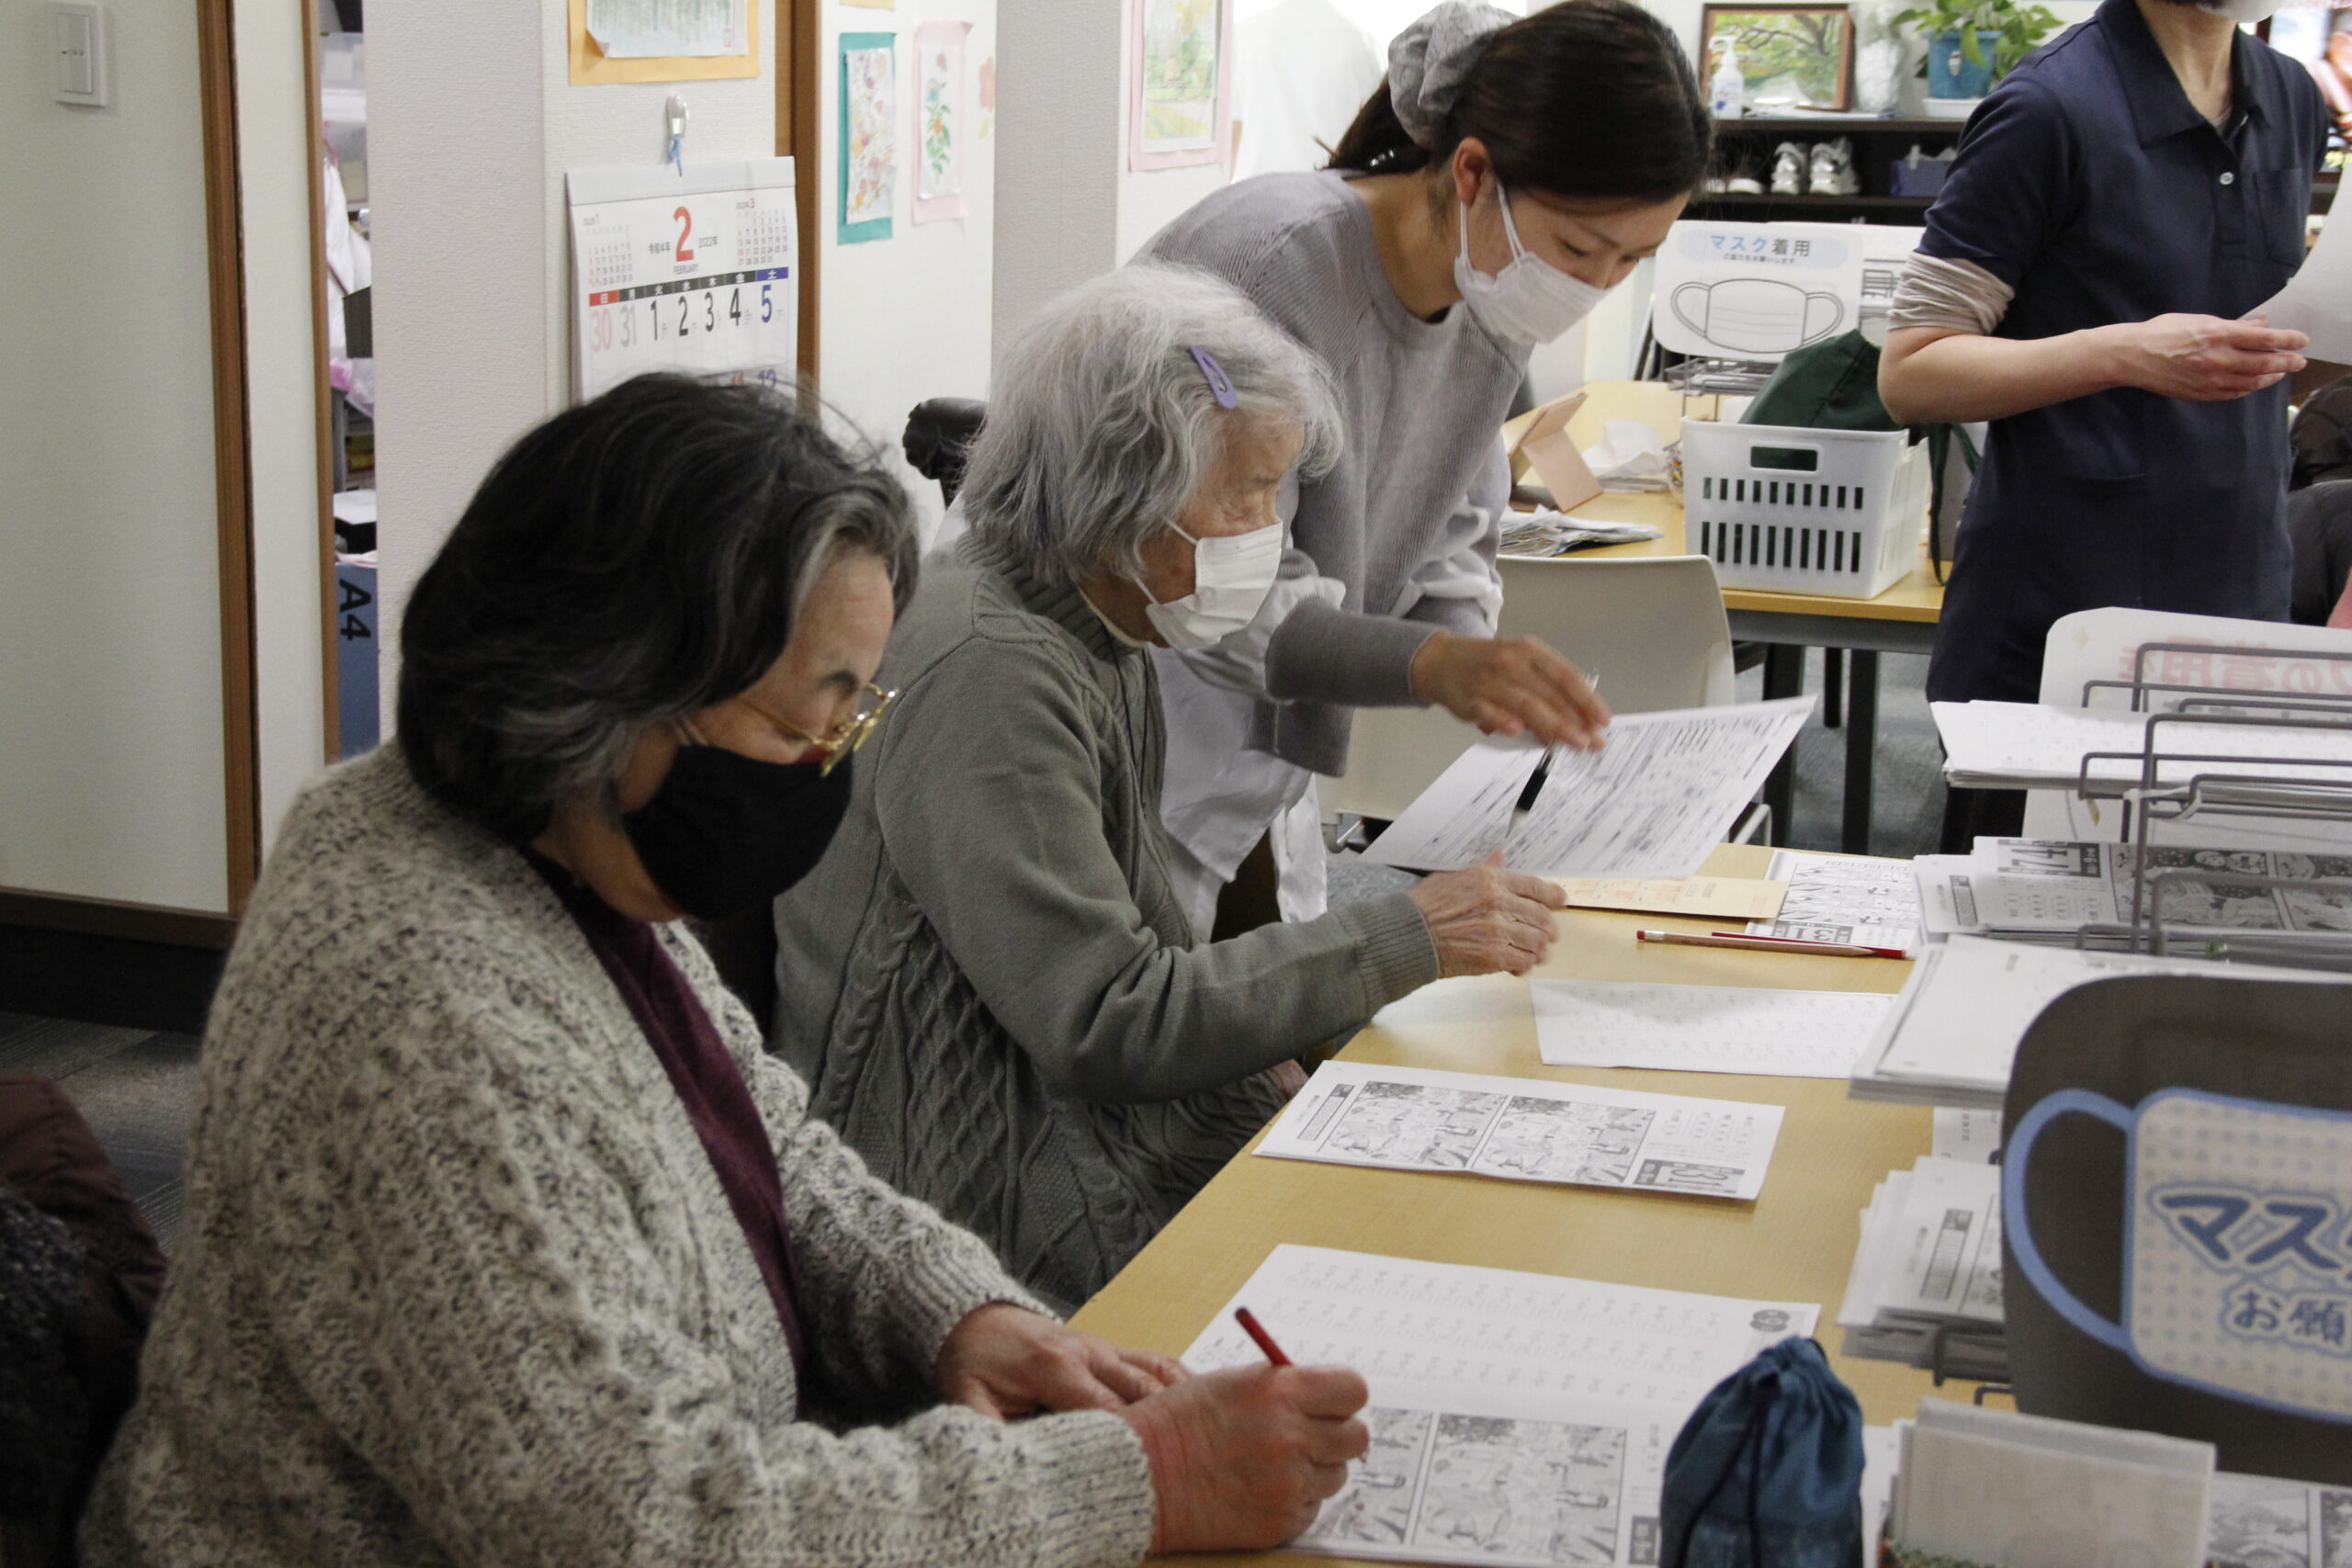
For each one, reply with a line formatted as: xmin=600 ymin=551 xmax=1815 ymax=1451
xmin=1894 ymin=0 xmax=2061 ymax=111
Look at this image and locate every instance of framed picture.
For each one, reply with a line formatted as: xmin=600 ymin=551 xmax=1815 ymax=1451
xmin=1129 ymin=0 xmax=1235 ymax=171
xmin=1700 ymin=5 xmax=1855 ymax=113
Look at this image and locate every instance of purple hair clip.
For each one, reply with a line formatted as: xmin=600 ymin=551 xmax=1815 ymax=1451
xmin=1189 ymin=345 xmax=1240 ymax=410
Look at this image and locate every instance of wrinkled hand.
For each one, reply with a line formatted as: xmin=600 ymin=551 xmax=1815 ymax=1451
xmin=1120 ymin=1362 xmax=1371 ymax=1555
xmin=935 ymin=1304 xmax=1188 ymax=1419
xmin=2108 ymin=314 xmax=2307 ymax=401
xmin=1410 ymin=632 xmax=1611 ymax=751
xmin=1267 ymin=1058 xmax=1310 ymax=1099
xmin=1407 ymin=850 xmax=1564 ymax=977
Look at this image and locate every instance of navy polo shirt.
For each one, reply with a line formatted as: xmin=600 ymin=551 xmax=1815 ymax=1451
xmin=1921 ymin=0 xmax=2326 ymax=705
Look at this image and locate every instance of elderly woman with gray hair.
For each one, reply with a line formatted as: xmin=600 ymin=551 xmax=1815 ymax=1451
xmin=771 ymin=268 xmax=1561 ymax=1310
xmin=83 ymin=376 xmax=1371 ymax=1568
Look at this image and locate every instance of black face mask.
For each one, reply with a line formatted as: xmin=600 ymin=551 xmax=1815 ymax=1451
xmin=622 ymin=744 xmax=854 ymax=920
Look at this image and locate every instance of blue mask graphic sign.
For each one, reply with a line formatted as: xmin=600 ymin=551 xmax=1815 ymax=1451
xmin=2007 ymin=1088 xmax=2352 ymax=1423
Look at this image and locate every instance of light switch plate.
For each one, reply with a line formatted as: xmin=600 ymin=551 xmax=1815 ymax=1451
xmin=51 ymin=4 xmax=107 ymax=107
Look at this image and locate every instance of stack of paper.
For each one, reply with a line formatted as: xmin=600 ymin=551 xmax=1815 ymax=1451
xmin=1498 ymin=513 xmax=1665 ymax=556
xmin=1363 ymin=698 xmax=1814 ymax=879
xmin=1933 ymin=700 xmax=2352 ymax=791
xmin=1183 ymin=1246 xmax=1819 ymax=1568
xmin=1837 ymin=1157 xmax=2007 ymax=1382
xmin=1849 ymin=936 xmax=2332 ymax=1109
xmin=1917 ymin=837 xmax=2352 ymax=947
xmin=1892 ymin=1401 xmax=2213 ymax=1568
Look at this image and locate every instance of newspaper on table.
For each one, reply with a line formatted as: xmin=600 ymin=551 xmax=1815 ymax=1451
xmin=1531 ymin=978 xmax=1893 ymax=1081
xmin=1745 ymin=849 xmax=1923 ymax=952
xmin=1837 ymin=1156 xmax=2007 ymax=1383
xmin=1259 ymin=1061 xmax=1784 ymax=1200
xmin=1916 ymin=837 xmax=2352 ymax=946
xmin=1849 ymin=936 xmax=2335 ymax=1110
xmin=1182 ymin=1245 xmax=1819 ymax=1568
xmin=1498 ymin=512 xmax=1666 ymax=557
xmin=2206 ymin=1470 xmax=2352 ymax=1568
xmin=1931 ymin=700 xmax=2352 ymax=790
xmin=1363 ymin=698 xmax=1814 ymax=879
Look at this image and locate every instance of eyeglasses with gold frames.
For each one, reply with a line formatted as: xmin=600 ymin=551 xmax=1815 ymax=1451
xmin=773 ymin=683 xmax=898 ymax=775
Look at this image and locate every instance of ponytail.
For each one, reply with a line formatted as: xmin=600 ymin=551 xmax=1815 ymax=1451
xmin=1325 ymin=0 xmax=1712 ymax=206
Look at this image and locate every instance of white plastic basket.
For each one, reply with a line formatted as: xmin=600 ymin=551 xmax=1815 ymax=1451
xmin=1680 ymin=420 xmax=1930 ymax=599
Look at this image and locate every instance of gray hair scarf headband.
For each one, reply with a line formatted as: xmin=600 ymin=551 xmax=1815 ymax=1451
xmin=1386 ymin=0 xmax=1515 ymax=147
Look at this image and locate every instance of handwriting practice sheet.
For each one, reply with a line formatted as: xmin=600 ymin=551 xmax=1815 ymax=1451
xmin=1261 ymin=1062 xmax=1783 ymax=1200
xmin=1184 ymin=1244 xmax=1817 ymax=1411
xmin=1532 ymin=978 xmax=1893 ymax=1080
xmin=1746 ymin=850 xmax=1922 ymax=951
xmin=1183 ymin=1247 xmax=1817 ymax=1567
xmin=1364 ymin=699 xmax=1814 ymax=878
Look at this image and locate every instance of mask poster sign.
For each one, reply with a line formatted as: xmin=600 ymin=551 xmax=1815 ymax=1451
xmin=839 ymin=31 xmax=896 ymax=244
xmin=2007 ymin=1087 xmax=2352 ymax=1424
xmin=1128 ymin=0 xmax=1234 ymax=171
xmin=1652 ymin=220 xmax=1867 ymax=363
xmin=911 ymin=19 xmax=970 ymax=224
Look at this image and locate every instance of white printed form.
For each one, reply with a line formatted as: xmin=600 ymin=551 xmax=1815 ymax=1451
xmin=1261 ymin=1061 xmax=1784 ymax=1200
xmin=1365 ymin=698 xmax=1815 ymax=879
xmin=1747 ymin=850 xmax=1921 ymax=952
xmin=1182 ymin=1246 xmax=1819 ymax=1568
xmin=1532 ymin=979 xmax=1892 ymax=1081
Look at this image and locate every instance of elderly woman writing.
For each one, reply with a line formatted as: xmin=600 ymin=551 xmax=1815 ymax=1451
xmin=84 ymin=376 xmax=1366 ymax=1567
xmin=772 ymin=269 xmax=1561 ymax=1310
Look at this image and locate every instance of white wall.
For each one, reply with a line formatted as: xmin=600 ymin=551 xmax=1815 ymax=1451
xmin=993 ymin=0 xmax=1120 ymax=348
xmin=818 ymin=0 xmax=1001 ymax=543
xmin=372 ymin=1 xmax=779 ymax=705
xmin=0 ymin=0 xmax=230 ymax=910
xmin=238 ymin=0 xmax=330 ymax=855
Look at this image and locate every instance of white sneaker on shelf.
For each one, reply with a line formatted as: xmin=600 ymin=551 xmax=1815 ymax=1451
xmin=1770 ymin=141 xmax=1807 ymax=196
xmin=1809 ymin=138 xmax=1860 ymax=196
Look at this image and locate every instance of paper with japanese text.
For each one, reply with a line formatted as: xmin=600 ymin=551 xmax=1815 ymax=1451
xmin=1532 ymin=978 xmax=1893 ymax=1080
xmin=1259 ymin=1060 xmax=1783 ymax=1201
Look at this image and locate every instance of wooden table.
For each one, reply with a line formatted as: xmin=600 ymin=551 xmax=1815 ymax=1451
xmin=1542 ymin=384 xmax=1947 ymax=854
xmin=1070 ymin=843 xmax=1973 ymax=1568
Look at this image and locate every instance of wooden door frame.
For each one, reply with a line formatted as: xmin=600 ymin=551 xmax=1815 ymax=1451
xmin=779 ymin=0 xmax=820 ymax=389
xmin=198 ymin=0 xmax=264 ymax=913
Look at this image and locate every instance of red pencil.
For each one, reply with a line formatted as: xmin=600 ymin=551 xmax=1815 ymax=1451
xmin=1234 ymin=1306 xmax=1293 ymax=1366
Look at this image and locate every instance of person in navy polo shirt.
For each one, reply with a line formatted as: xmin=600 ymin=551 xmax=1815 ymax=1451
xmin=1879 ymin=0 xmax=2334 ymax=846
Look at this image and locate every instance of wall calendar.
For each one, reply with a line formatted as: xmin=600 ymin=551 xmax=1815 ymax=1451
xmin=567 ymin=157 xmax=797 ymax=402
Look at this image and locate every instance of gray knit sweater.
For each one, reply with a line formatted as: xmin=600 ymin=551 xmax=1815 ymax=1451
xmin=81 ymin=749 xmax=1157 ymax=1568
xmin=1139 ymin=170 xmax=1529 ymax=776
xmin=771 ymin=536 xmax=1439 ymax=1310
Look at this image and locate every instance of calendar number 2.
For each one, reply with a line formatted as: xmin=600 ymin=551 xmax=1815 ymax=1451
xmin=673 ymin=206 xmax=696 ymax=263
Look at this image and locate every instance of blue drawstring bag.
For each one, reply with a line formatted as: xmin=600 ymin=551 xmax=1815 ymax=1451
xmin=1662 ymin=1338 xmax=1865 ymax=1568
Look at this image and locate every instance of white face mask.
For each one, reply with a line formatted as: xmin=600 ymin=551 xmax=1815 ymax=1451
xmin=2199 ymin=0 xmax=2280 ymax=20
xmin=1454 ymin=179 xmax=1609 ymax=347
xmin=1139 ymin=519 xmax=1285 ymax=651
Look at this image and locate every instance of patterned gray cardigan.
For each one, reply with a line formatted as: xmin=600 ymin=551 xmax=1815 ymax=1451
xmin=80 ymin=749 xmax=1156 ymax=1568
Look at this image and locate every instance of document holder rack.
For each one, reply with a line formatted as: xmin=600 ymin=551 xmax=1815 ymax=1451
xmin=2058 ymin=642 xmax=2352 ymax=972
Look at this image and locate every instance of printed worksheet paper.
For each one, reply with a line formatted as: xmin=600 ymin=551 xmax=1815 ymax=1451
xmin=1532 ymin=978 xmax=1893 ymax=1080
xmin=1746 ymin=850 xmax=1922 ymax=952
xmin=1364 ymin=698 xmax=1814 ymax=879
xmin=1183 ymin=1246 xmax=1818 ymax=1568
xmin=1259 ymin=1061 xmax=1784 ymax=1200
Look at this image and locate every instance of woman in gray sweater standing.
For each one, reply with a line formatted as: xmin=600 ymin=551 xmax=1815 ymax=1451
xmin=772 ymin=269 xmax=1566 ymax=1311
xmin=83 ymin=377 xmax=1367 ymax=1568
xmin=1139 ymin=0 xmax=1712 ymax=933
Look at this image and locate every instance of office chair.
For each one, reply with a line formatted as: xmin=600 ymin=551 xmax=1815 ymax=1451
xmin=1326 ymin=555 xmax=1768 ymax=843
xmin=903 ymin=398 xmax=986 ymax=506
xmin=2001 ymin=972 xmax=2352 ymax=1483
